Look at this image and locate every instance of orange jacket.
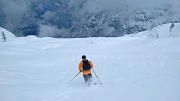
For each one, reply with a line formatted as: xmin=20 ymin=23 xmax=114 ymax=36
xmin=78 ymin=59 xmax=93 ymax=75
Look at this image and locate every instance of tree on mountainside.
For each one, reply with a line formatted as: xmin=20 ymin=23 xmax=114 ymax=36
xmin=1 ymin=31 xmax=7 ymax=42
xmin=170 ymin=22 xmax=175 ymax=32
xmin=150 ymin=22 xmax=155 ymax=31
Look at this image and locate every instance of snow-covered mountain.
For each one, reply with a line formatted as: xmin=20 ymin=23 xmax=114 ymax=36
xmin=0 ymin=23 xmax=180 ymax=101
xmin=0 ymin=0 xmax=180 ymax=38
xmin=124 ymin=23 xmax=180 ymax=38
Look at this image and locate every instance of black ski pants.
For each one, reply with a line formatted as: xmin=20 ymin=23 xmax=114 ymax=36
xmin=83 ymin=74 xmax=92 ymax=83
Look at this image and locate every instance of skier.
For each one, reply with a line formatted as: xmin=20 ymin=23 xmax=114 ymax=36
xmin=78 ymin=55 xmax=93 ymax=83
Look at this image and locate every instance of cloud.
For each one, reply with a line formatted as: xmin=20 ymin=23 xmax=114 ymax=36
xmin=42 ymin=11 xmax=55 ymax=21
xmin=38 ymin=24 xmax=69 ymax=38
xmin=1 ymin=0 xmax=28 ymax=21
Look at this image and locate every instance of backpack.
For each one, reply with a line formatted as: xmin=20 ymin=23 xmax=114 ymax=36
xmin=82 ymin=60 xmax=91 ymax=70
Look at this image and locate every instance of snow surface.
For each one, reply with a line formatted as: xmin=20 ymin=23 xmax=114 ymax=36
xmin=0 ymin=23 xmax=180 ymax=101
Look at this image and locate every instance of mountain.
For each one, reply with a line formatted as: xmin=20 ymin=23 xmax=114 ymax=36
xmin=0 ymin=0 xmax=180 ymax=38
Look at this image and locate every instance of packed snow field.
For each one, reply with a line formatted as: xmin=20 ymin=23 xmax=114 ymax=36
xmin=0 ymin=23 xmax=180 ymax=101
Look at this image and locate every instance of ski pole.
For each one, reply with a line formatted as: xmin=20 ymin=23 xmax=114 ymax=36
xmin=92 ymin=69 xmax=102 ymax=85
xmin=70 ymin=72 xmax=81 ymax=82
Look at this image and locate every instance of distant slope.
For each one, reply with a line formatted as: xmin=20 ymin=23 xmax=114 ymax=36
xmin=124 ymin=23 xmax=180 ymax=39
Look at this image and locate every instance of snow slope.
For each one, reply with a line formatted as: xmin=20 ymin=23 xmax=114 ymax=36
xmin=0 ymin=27 xmax=15 ymax=39
xmin=0 ymin=24 xmax=180 ymax=101
xmin=124 ymin=23 xmax=180 ymax=39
